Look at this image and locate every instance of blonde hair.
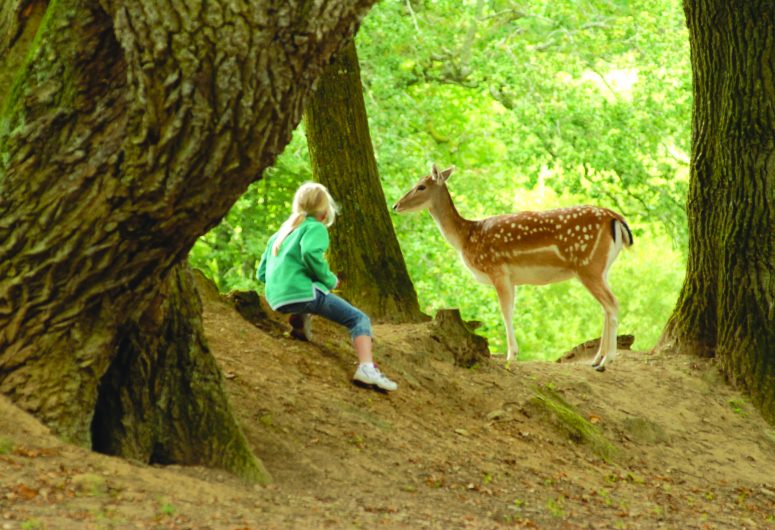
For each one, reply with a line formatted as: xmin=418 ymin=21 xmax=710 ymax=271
xmin=272 ymin=182 xmax=338 ymax=255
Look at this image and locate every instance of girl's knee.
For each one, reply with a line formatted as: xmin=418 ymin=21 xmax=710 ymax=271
xmin=350 ymin=312 xmax=372 ymax=339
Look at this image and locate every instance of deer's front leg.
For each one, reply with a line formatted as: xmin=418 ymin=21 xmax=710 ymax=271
xmin=493 ymin=278 xmax=519 ymax=361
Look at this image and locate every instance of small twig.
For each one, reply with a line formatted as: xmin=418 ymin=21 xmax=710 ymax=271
xmin=404 ymin=0 xmax=420 ymax=33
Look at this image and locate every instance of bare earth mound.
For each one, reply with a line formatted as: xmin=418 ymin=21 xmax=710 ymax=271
xmin=1 ymin=281 xmax=774 ymax=529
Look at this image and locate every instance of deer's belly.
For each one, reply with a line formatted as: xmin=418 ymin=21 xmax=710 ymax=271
xmin=506 ymin=264 xmax=574 ymax=285
xmin=461 ymin=246 xmax=574 ymax=286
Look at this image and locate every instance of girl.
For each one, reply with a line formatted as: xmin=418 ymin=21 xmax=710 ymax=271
xmin=257 ymin=182 xmax=398 ymax=392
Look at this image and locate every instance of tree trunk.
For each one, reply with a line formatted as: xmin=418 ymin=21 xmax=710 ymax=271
xmin=659 ymin=1 xmax=775 ymax=422
xmin=92 ymin=264 xmax=268 ymax=482
xmin=0 ymin=0 xmax=376 ymax=481
xmin=303 ymin=39 xmax=427 ymax=323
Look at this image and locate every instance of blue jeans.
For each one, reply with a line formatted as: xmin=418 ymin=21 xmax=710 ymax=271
xmin=276 ymin=289 xmax=372 ymax=339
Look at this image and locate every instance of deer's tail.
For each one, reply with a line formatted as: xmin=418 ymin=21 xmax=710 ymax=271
xmin=610 ymin=218 xmax=634 ymax=248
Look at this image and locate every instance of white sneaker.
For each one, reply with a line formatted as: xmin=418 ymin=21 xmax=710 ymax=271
xmin=353 ymin=364 xmax=398 ymax=391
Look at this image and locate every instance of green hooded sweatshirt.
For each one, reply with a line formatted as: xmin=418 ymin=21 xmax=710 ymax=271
xmin=257 ymin=216 xmax=338 ymax=310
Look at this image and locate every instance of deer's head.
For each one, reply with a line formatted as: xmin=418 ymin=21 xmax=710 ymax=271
xmin=392 ymin=164 xmax=455 ymax=213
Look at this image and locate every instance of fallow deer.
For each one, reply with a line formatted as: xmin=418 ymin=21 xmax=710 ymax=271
xmin=392 ymin=165 xmax=633 ymax=371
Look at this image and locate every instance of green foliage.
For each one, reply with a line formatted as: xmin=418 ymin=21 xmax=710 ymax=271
xmin=190 ymin=0 xmax=689 ymax=359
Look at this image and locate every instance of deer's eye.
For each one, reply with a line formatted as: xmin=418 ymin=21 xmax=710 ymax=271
xmin=417 ymin=185 xmax=426 ymax=191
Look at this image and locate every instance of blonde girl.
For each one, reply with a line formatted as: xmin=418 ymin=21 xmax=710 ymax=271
xmin=257 ymin=182 xmax=397 ymax=391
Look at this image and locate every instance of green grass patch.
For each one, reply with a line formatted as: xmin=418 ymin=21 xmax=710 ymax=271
xmin=0 ymin=437 xmax=13 ymax=455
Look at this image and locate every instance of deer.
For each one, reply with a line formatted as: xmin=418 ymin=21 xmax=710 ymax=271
xmin=392 ymin=164 xmax=633 ymax=371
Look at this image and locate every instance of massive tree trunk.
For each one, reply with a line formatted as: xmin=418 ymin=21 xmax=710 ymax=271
xmin=303 ymin=39 xmax=426 ymax=323
xmin=91 ymin=264 xmax=264 ymax=478
xmin=0 ymin=0 xmax=376 ymax=481
xmin=659 ymin=1 xmax=775 ymax=422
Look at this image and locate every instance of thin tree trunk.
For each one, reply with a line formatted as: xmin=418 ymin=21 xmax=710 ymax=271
xmin=304 ymin=39 xmax=427 ymax=323
xmin=659 ymin=0 xmax=775 ymax=422
xmin=0 ymin=0 xmax=376 ymax=481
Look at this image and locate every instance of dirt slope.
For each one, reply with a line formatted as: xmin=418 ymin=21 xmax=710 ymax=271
xmin=1 ymin=282 xmax=774 ymax=529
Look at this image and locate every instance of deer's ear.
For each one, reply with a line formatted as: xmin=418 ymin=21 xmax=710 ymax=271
xmin=430 ymin=164 xmax=441 ymax=180
xmin=440 ymin=166 xmax=455 ymax=180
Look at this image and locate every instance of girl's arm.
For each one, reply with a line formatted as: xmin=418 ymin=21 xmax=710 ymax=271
xmin=300 ymin=223 xmax=338 ymax=289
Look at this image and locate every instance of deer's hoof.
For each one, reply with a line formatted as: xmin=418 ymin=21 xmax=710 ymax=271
xmin=594 ymin=364 xmax=606 ymax=373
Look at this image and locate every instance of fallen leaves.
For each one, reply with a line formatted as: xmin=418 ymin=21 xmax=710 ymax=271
xmin=11 ymin=483 xmax=38 ymax=501
xmin=12 ymin=447 xmax=59 ymax=458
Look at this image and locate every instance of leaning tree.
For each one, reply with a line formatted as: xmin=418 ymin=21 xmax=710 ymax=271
xmin=0 ymin=0 xmax=377 ymax=482
xmin=304 ymin=39 xmax=427 ymax=323
xmin=660 ymin=0 xmax=775 ymax=422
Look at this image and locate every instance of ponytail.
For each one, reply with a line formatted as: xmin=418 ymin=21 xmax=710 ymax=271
xmin=272 ymin=212 xmax=306 ymax=256
xmin=271 ymin=182 xmax=337 ymax=255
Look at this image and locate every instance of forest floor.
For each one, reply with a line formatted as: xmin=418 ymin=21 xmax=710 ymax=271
xmin=1 ymin=276 xmax=775 ymax=530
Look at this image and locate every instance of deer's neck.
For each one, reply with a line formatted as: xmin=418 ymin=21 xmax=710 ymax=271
xmin=428 ymin=187 xmax=473 ymax=252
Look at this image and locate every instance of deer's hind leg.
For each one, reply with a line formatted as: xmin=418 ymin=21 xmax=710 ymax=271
xmin=577 ymin=273 xmax=619 ymax=371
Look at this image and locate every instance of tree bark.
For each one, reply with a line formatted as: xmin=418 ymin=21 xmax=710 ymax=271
xmin=659 ymin=1 xmax=775 ymax=422
xmin=0 ymin=0 xmax=45 ymax=106
xmin=0 ymin=0 xmax=376 ymax=481
xmin=92 ymin=264 xmax=269 ymax=482
xmin=303 ymin=39 xmax=427 ymax=323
